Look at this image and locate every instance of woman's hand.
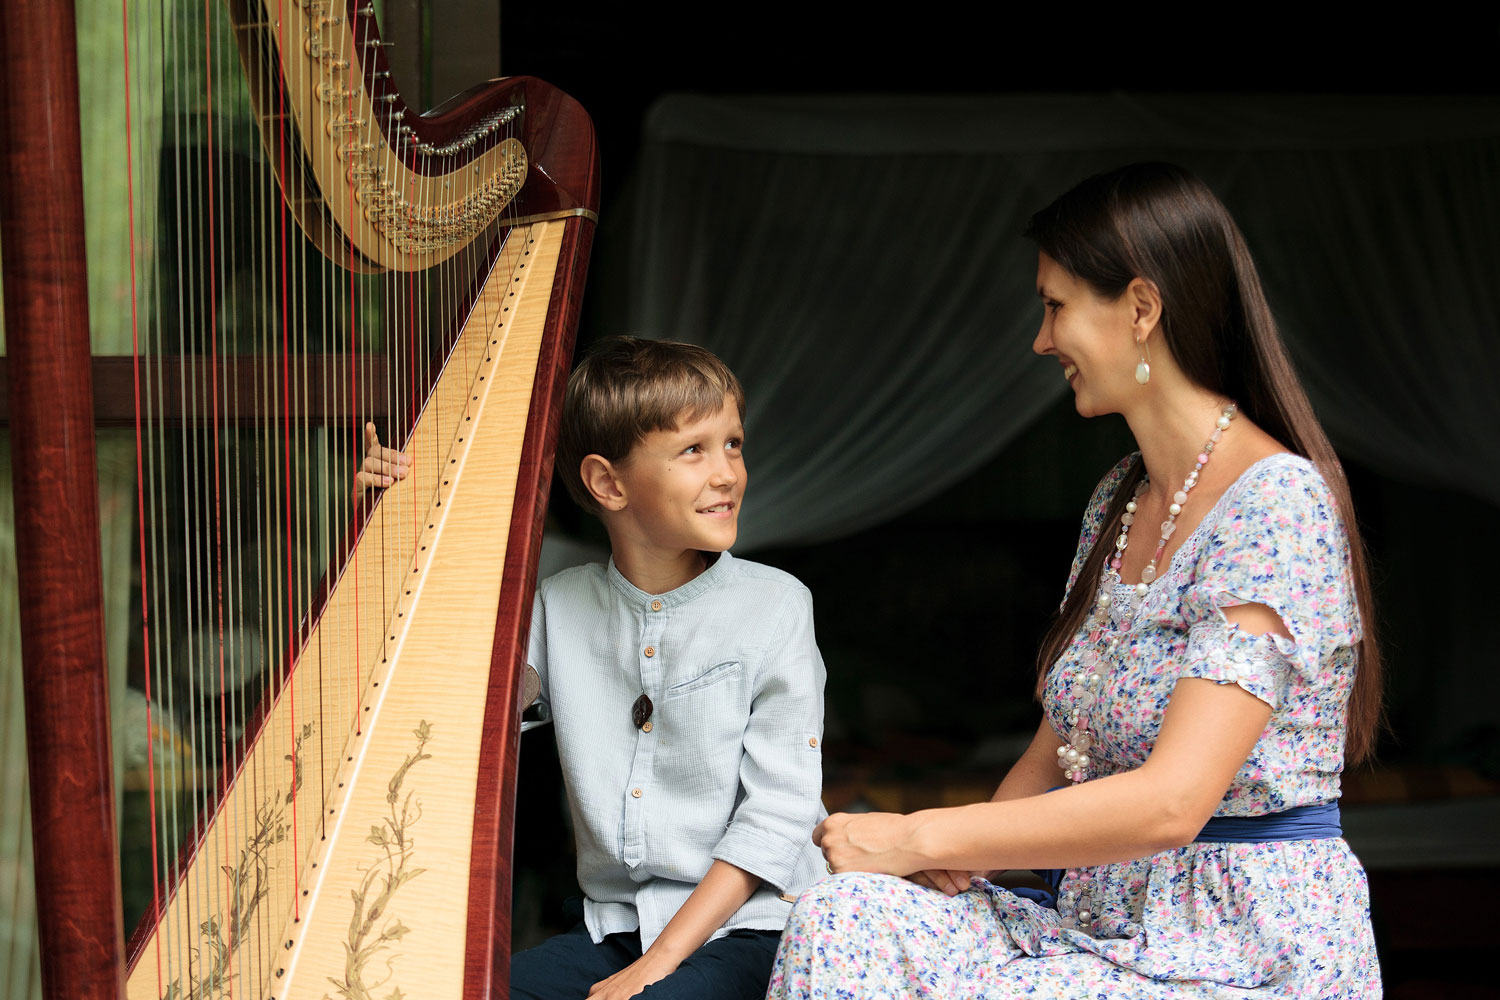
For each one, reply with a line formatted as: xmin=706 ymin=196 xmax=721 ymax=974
xmin=814 ymin=811 xmax=920 ymax=876
xmin=907 ymin=868 xmax=983 ymax=896
xmin=352 ymin=422 xmax=410 ymax=503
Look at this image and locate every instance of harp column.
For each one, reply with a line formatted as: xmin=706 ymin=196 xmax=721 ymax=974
xmin=0 ymin=1 xmax=126 ymax=998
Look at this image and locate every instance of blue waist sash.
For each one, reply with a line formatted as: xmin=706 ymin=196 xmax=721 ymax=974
xmin=1192 ymin=802 xmax=1342 ymax=843
xmin=1023 ymin=802 xmax=1342 ymax=908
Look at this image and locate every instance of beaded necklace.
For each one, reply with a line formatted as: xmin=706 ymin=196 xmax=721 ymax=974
xmin=1056 ymin=403 xmax=1237 ymax=785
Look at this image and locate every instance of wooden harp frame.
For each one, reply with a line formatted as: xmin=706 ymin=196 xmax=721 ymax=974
xmin=0 ymin=2 xmax=598 ymax=998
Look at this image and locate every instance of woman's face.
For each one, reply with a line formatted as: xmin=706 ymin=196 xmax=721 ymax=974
xmin=1032 ymin=251 xmax=1139 ymax=418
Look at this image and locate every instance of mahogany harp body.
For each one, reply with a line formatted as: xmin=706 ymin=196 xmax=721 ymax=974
xmin=2 ymin=2 xmax=598 ymax=998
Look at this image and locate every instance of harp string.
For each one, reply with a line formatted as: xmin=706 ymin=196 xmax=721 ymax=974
xmin=200 ymin=1 xmax=238 ymax=992
xmin=298 ymin=0 xmax=317 ymax=923
xmin=168 ymin=0 xmax=190 ymax=978
xmin=246 ymin=20 xmax=270 ymax=964
xmin=320 ymin=0 xmax=339 ymax=878
xmin=188 ymin=0 xmax=210 ymax=979
xmin=240 ymin=12 xmax=255 ymax=976
xmin=346 ymin=18 xmax=361 ymax=746
xmin=271 ymin=0 xmax=300 ymax=928
xmin=232 ymin=12 xmax=250 ymax=982
xmin=120 ymin=0 xmax=166 ymax=990
xmin=231 ymin=44 xmax=248 ymax=982
xmin=155 ymin=0 xmax=178 ymax=983
xmin=159 ymin=0 xmax=178 ymax=979
xmin=358 ymin=3 xmax=378 ymax=745
xmin=179 ymin=0 xmax=195 ymax=975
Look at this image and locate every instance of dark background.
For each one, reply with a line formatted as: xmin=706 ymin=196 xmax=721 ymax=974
xmin=496 ymin=9 xmax=1500 ymax=233
xmin=486 ymin=8 xmax=1500 ymax=997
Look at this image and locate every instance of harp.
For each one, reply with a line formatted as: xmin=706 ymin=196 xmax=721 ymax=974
xmin=2 ymin=1 xmax=597 ymax=998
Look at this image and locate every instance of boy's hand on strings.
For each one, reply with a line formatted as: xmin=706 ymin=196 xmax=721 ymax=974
xmin=352 ymin=422 xmax=410 ymax=503
xmin=587 ymin=952 xmax=676 ymax=1000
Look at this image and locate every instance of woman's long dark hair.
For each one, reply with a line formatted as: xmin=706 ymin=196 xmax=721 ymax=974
xmin=1025 ymin=163 xmax=1382 ymax=764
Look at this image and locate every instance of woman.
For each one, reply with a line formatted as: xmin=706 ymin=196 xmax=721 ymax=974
xmin=767 ymin=164 xmax=1382 ymax=998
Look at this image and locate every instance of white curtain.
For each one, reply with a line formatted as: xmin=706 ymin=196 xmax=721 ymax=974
xmin=588 ymin=93 xmax=1500 ymax=551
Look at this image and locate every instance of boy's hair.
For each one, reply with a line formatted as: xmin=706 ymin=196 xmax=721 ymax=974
xmin=557 ymin=336 xmax=746 ymax=514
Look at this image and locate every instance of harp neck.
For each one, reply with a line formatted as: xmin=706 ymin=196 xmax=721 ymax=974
xmin=228 ymin=0 xmax=596 ymax=272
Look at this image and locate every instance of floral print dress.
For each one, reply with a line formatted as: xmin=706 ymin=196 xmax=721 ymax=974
xmin=766 ymin=453 xmax=1380 ymax=999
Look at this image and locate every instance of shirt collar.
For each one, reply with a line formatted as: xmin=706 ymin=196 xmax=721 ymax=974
xmin=606 ymin=549 xmax=734 ymax=611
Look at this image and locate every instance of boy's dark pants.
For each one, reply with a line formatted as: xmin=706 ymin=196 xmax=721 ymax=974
xmin=510 ymin=921 xmax=781 ymax=1000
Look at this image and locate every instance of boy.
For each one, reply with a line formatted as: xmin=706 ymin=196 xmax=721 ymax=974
xmin=510 ymin=337 xmax=828 ymax=999
xmin=358 ymin=338 xmax=826 ymax=997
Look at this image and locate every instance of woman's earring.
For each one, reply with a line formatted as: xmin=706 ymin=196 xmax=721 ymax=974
xmin=1134 ymin=338 xmax=1152 ymax=385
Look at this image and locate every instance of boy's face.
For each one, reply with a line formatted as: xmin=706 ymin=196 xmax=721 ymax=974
xmin=609 ymin=395 xmax=746 ymax=558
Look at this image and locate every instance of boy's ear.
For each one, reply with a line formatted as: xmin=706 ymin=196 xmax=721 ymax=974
xmin=580 ymin=454 xmax=627 ymax=511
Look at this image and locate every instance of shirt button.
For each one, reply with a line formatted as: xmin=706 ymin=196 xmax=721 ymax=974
xmin=631 ymin=788 xmax=643 ymax=798
xmin=641 ymin=721 xmax=653 ymax=733
xmin=651 ymin=599 xmax=663 ymax=612
xmin=808 ymin=737 xmax=819 ymax=748
xmin=644 ymin=646 xmax=655 ymax=658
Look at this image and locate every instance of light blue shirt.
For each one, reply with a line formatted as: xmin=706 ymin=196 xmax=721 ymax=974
xmin=526 ymin=550 xmax=828 ymax=948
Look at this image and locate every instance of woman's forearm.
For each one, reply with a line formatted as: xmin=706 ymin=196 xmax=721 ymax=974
xmin=915 ymin=682 xmax=1269 ymax=871
xmin=908 ymin=769 xmax=1191 ymax=873
xmin=819 ymin=679 xmax=1272 ymax=877
xmin=819 ymin=768 xmax=1186 ymax=879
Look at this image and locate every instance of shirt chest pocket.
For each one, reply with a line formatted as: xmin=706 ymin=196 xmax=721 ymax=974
xmin=658 ymin=660 xmax=748 ymax=766
xmin=665 ymin=659 xmax=745 ymax=699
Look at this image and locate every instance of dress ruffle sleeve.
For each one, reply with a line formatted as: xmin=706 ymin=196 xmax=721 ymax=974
xmin=1179 ymin=619 xmax=1293 ymax=709
xmin=1169 ymin=455 xmax=1360 ymax=693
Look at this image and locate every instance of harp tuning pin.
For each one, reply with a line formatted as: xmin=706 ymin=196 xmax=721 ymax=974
xmin=392 ymin=110 xmax=405 ymax=121
xmin=376 ymin=70 xmax=391 ymax=79
xmin=367 ymin=39 xmax=396 ymax=48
